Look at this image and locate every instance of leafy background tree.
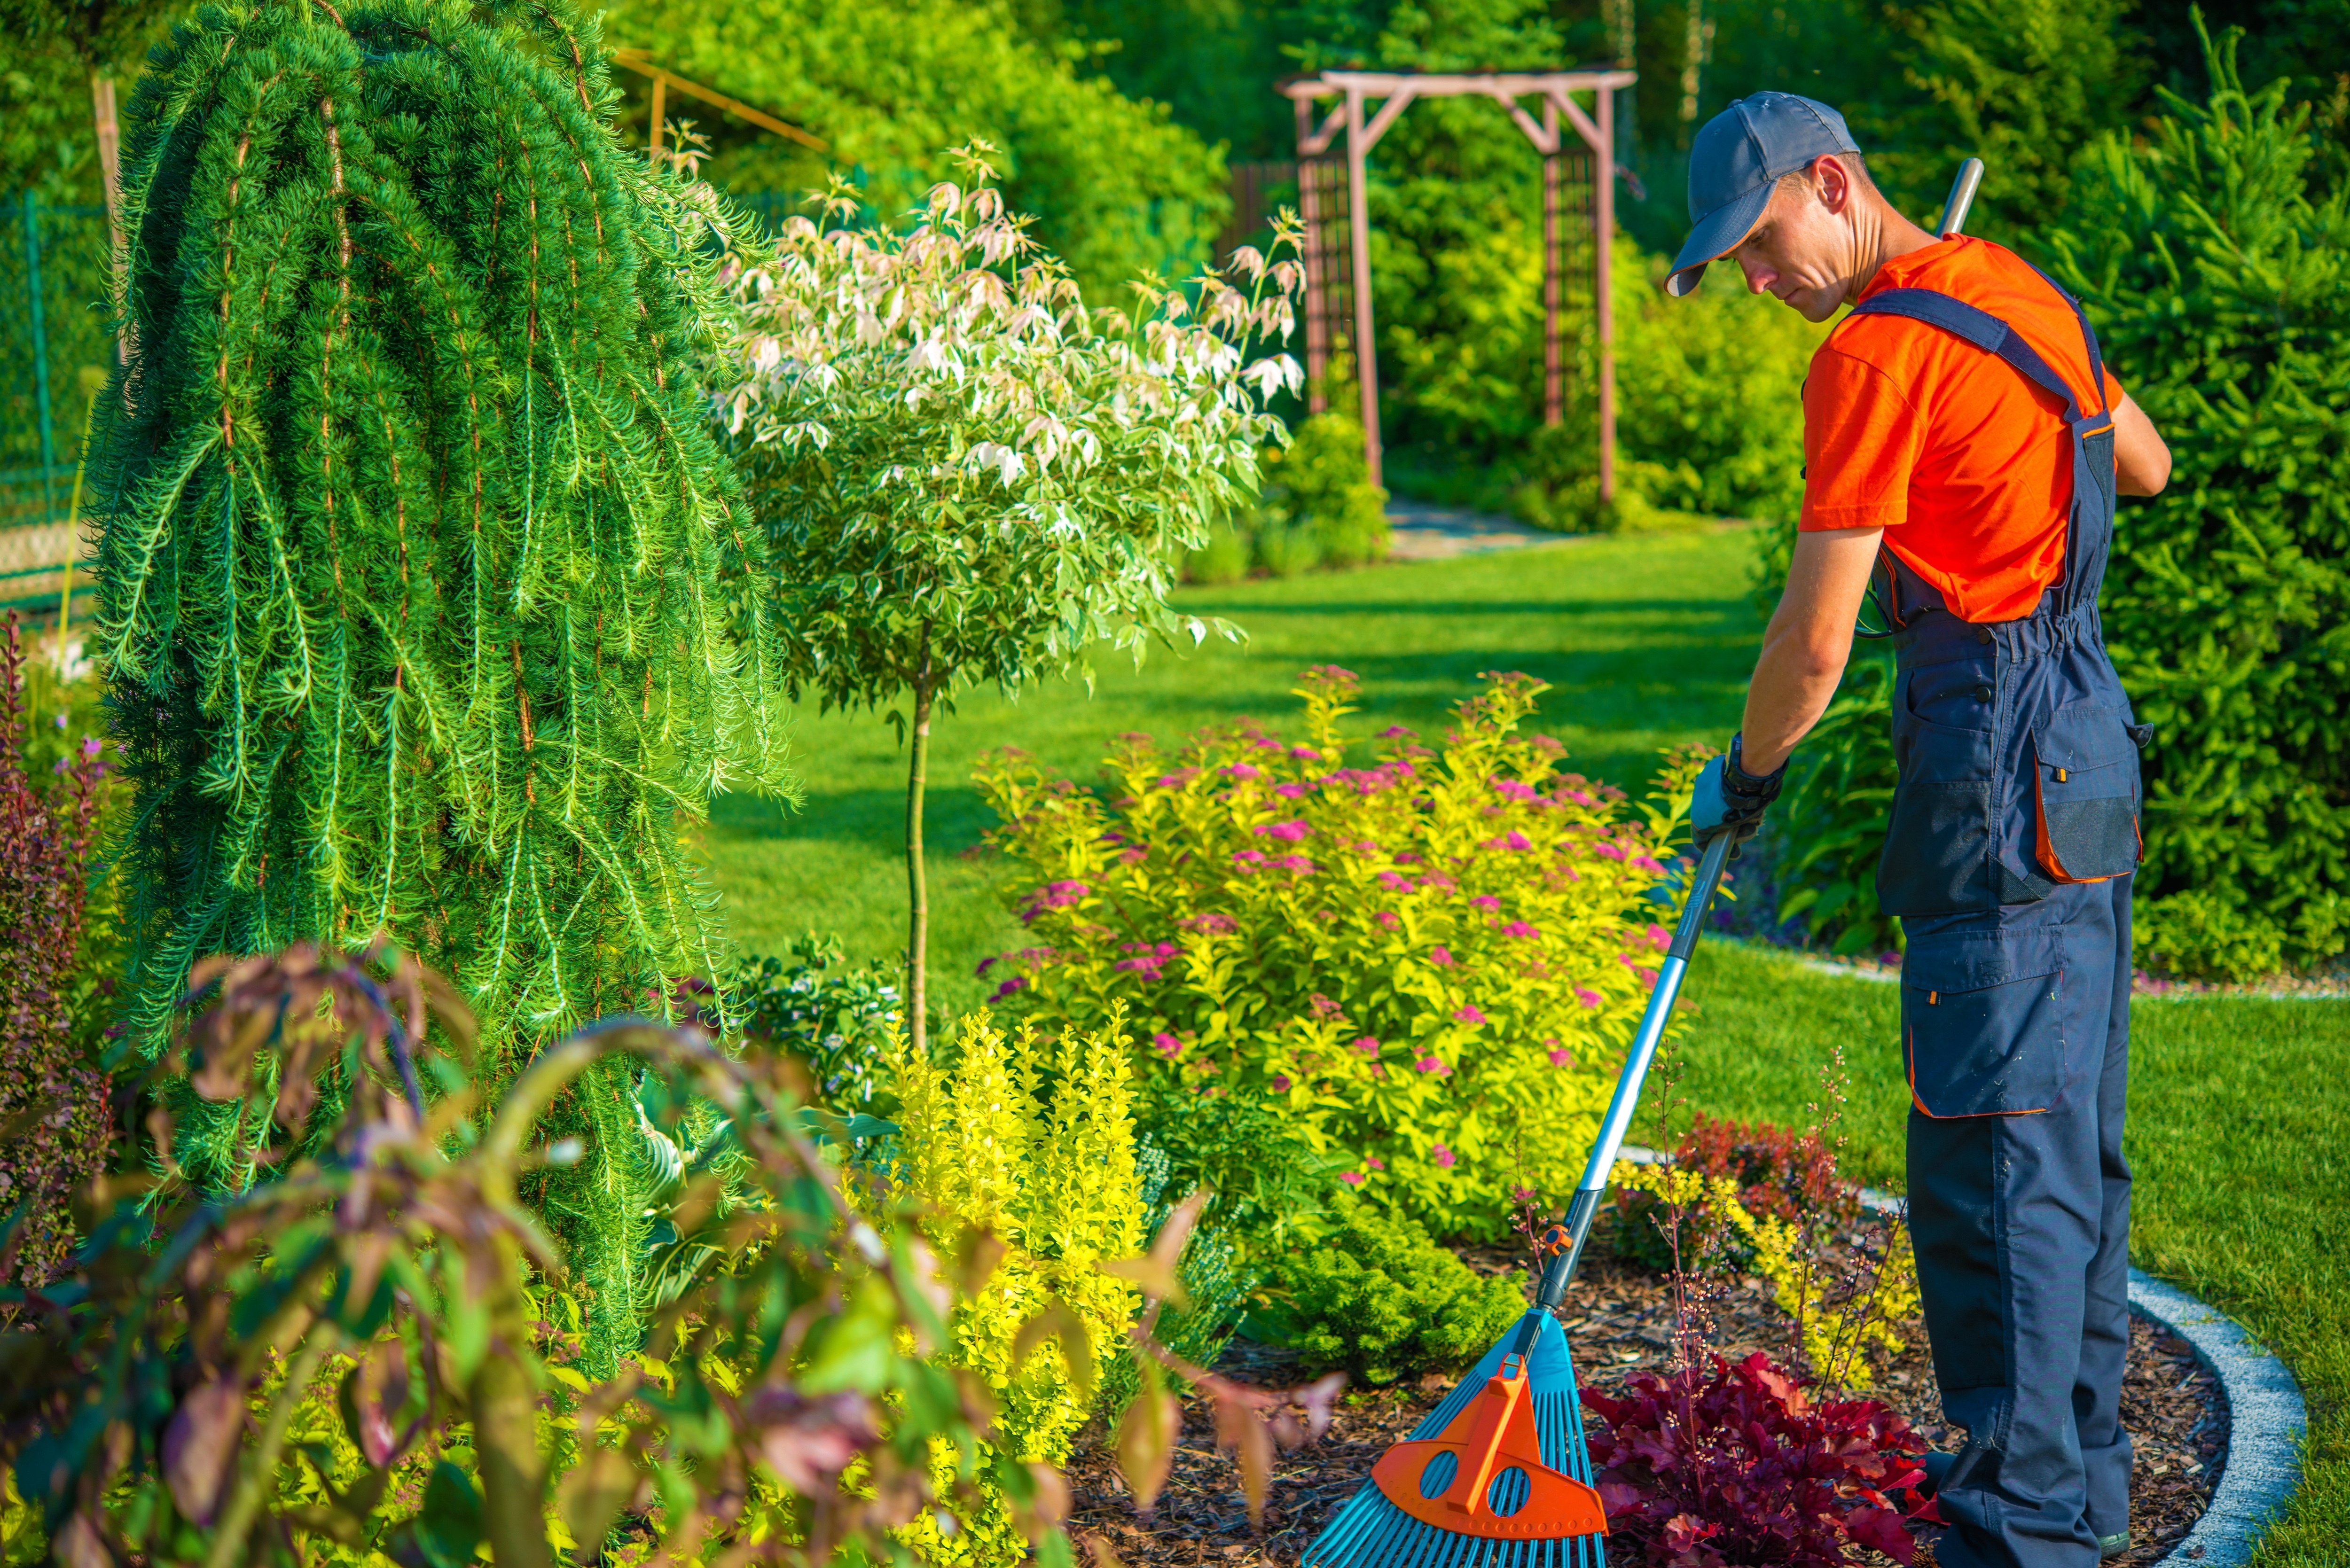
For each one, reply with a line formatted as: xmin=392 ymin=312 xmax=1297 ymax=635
xmin=598 ymin=0 xmax=1230 ymax=303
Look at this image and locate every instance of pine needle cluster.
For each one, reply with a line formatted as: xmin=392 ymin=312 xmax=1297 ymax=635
xmin=90 ymin=0 xmax=790 ymax=1359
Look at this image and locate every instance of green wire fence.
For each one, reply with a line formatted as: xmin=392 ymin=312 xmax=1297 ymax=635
xmin=2 ymin=193 xmax=115 ymax=622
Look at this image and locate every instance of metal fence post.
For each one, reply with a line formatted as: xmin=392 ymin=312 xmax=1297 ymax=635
xmin=23 ymin=190 xmax=56 ymax=524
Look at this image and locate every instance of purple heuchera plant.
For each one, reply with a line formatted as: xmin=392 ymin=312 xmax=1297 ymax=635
xmin=1583 ymin=1352 xmax=1927 ymax=1568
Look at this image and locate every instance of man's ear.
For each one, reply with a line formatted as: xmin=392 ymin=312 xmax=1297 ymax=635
xmin=1813 ymin=154 xmax=1858 ymax=216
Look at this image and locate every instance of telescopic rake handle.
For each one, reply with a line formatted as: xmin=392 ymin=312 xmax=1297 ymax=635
xmin=1534 ymin=829 xmax=1735 ymax=1310
xmin=1937 ymin=157 xmax=1985 ymax=238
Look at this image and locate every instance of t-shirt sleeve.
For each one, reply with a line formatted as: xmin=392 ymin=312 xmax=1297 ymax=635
xmin=1800 ymin=343 xmax=1927 ymax=532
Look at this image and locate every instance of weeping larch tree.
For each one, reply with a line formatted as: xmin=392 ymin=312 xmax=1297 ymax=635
xmin=92 ymin=0 xmax=790 ymax=1364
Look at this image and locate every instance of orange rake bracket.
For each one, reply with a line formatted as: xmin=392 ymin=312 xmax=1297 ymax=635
xmin=1369 ymin=1353 xmax=1609 ymax=1541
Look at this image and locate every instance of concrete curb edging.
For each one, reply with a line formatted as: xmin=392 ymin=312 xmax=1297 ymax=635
xmin=1616 ymin=1146 xmax=2307 ymax=1562
xmin=2122 ymin=1267 xmax=2308 ymax=1568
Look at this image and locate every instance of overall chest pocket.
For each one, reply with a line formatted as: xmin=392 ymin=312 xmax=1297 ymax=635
xmin=2030 ymin=704 xmax=2142 ymax=885
xmin=1902 ymin=926 xmax=2069 ymax=1118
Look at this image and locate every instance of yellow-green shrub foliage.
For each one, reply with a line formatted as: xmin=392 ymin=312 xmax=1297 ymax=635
xmin=975 ymin=668 xmax=1701 ymax=1240
xmin=878 ymin=1014 xmax=1144 ymax=1566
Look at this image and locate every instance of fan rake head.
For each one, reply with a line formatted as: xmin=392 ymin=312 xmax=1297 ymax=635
xmin=1303 ymin=1310 xmax=1610 ymax=1568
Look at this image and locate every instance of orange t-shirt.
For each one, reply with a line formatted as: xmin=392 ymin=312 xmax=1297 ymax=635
xmin=1799 ymin=236 xmax=2125 ymax=623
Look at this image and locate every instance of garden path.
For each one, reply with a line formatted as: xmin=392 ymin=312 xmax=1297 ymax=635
xmin=1382 ymin=499 xmax=1574 ymax=561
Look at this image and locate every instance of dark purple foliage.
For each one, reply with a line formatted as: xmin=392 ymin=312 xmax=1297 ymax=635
xmin=1582 ymin=1351 xmax=1927 ymax=1568
xmin=0 ymin=616 xmax=111 ymax=1291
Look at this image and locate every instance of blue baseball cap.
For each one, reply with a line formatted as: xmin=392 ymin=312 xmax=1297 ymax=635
xmin=1665 ymin=93 xmax=1861 ymax=297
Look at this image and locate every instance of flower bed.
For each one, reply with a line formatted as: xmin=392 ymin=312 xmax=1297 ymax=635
xmin=1061 ymin=1242 xmax=2227 ymax=1567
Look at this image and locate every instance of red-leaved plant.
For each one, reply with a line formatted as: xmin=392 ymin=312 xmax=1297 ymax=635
xmin=1582 ymin=1351 xmax=1927 ymax=1567
xmin=0 ymin=615 xmax=111 ymax=1293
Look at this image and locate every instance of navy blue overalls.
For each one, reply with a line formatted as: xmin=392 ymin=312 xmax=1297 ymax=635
xmin=1849 ymin=273 xmax=2147 ymax=1568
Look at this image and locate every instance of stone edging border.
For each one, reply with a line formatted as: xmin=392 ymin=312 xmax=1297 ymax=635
xmin=2121 ymin=1267 xmax=2308 ymax=1567
xmin=1616 ymin=1146 xmax=2309 ymax=1564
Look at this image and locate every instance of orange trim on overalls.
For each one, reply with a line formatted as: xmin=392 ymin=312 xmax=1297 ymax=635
xmin=2031 ymin=768 xmax=2138 ymax=886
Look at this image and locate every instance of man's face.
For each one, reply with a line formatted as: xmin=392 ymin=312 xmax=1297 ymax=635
xmin=1726 ymin=173 xmax=1854 ymax=323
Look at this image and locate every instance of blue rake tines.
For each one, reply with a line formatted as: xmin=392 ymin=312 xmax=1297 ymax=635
xmin=1301 ymin=1311 xmax=1608 ymax=1568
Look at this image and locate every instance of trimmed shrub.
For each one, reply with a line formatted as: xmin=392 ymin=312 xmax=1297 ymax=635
xmin=2040 ymin=31 xmax=2350 ymax=977
xmin=974 ymin=666 xmax=1703 ymax=1240
xmin=1273 ymin=1198 xmax=1526 ymax=1386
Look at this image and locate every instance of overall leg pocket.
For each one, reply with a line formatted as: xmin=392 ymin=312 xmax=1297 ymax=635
xmin=2031 ymin=703 xmax=2143 ymax=884
xmin=1902 ymin=924 xmax=2069 ymax=1116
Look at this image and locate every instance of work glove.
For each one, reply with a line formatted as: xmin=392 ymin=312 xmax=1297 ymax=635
xmin=1690 ymin=734 xmax=1786 ymax=856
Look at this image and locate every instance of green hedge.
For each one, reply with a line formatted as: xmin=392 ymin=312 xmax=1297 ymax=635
xmin=1768 ymin=32 xmax=2350 ymax=981
xmin=2042 ymin=30 xmax=2350 ymax=978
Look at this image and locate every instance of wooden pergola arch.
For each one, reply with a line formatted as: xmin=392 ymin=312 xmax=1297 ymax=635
xmin=1281 ymin=69 xmax=1637 ymax=498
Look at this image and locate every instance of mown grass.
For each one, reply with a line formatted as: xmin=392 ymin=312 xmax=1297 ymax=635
xmin=701 ymin=528 xmax=2347 ymax=1567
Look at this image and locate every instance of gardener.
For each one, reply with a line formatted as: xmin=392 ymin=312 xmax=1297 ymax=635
xmin=1673 ymin=95 xmax=2172 ymax=1568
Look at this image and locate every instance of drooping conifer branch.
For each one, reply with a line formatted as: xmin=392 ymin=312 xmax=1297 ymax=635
xmin=94 ymin=0 xmax=791 ymax=1366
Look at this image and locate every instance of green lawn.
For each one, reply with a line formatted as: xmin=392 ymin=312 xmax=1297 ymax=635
xmin=701 ymin=527 xmax=2347 ymax=1568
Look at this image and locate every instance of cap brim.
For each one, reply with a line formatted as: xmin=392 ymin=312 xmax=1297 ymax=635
xmin=1665 ymin=183 xmax=1773 ymax=297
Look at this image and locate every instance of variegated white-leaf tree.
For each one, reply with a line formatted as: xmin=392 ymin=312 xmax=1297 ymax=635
xmin=714 ymin=145 xmax=1302 ymax=1050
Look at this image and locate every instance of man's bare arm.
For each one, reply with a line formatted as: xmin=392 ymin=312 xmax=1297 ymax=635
xmin=2112 ymin=393 xmax=2170 ymax=497
xmin=1738 ymin=527 xmax=1884 ymax=775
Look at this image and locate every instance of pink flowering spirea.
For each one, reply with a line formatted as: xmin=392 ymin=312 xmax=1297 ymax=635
xmin=1221 ymin=762 xmax=1263 ymax=781
xmin=1340 ymin=1170 xmax=1365 ymax=1186
xmin=1375 ymin=910 xmax=1400 ymax=930
xmin=1379 ymin=725 xmax=1416 ymax=739
xmin=1594 ymin=842 xmax=1627 ymax=862
xmin=1120 ymin=847 xmax=1147 ymax=865
xmin=1415 ymin=1055 xmax=1451 ymax=1075
xmin=1501 ymin=921 xmax=1540 ymax=940
xmin=1432 ymin=1143 xmax=1457 ymax=1169
xmin=1154 ymin=768 xmax=1200 ymax=789
xmin=1365 ymin=1155 xmax=1387 ymax=1171
xmin=1270 ymin=1074 xmax=1292 ymax=1092
xmin=1275 ymin=781 xmax=1312 ymax=799
xmin=1254 ymin=819 xmax=1310 ymax=842
xmin=1549 ymin=1045 xmax=1576 ymax=1067
xmin=1378 ymin=871 xmax=1412 ymax=892
xmin=1182 ymin=912 xmax=1238 ymax=934
xmin=1471 ymin=895 xmax=1502 ymax=911
xmin=1232 ymin=849 xmax=1266 ymax=866
xmin=1505 ymin=830 xmax=1534 ymax=851
xmin=1646 ymin=924 xmax=1672 ymax=951
xmin=1428 ymin=945 xmax=1455 ymax=967
xmin=1290 ymin=745 xmax=1322 ymax=760
xmin=1454 ymin=1005 xmax=1488 ymax=1026
xmin=1274 ymin=854 xmax=1317 ymax=874
xmin=1353 ymin=1036 xmax=1381 ymax=1055
xmin=1492 ymin=779 xmax=1540 ymax=803
xmin=1576 ymin=987 xmax=1605 ymax=1008
xmin=1152 ymin=1032 xmax=1185 ymax=1059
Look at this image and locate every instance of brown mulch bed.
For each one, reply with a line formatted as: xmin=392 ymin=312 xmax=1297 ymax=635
xmin=1065 ymin=1244 xmax=2226 ymax=1567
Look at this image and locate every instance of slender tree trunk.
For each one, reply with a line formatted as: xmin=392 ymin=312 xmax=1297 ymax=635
xmin=905 ymin=624 xmax=934 ymax=1057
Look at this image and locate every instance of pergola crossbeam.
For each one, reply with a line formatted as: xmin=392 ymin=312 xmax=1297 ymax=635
xmin=1279 ymin=68 xmax=1634 ymax=499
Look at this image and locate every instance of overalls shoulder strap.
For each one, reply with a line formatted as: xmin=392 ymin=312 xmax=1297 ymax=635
xmin=1845 ymin=268 xmax=2117 ymax=624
